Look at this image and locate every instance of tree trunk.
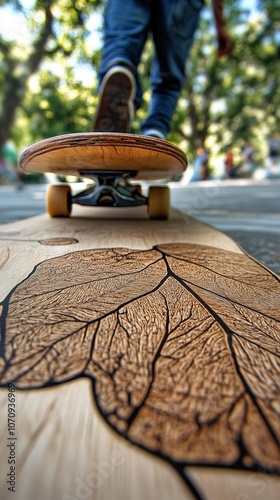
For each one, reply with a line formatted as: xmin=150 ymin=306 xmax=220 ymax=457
xmin=0 ymin=1 xmax=54 ymax=153
xmin=178 ymin=82 xmax=209 ymax=151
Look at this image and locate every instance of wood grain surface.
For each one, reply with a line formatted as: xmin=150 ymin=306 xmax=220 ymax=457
xmin=0 ymin=207 xmax=279 ymax=500
xmin=18 ymin=132 xmax=187 ymax=180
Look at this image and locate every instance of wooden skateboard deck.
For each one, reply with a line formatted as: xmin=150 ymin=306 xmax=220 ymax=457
xmin=18 ymin=132 xmax=187 ymax=219
xmin=18 ymin=132 xmax=187 ymax=180
xmin=0 ymin=205 xmax=279 ymax=500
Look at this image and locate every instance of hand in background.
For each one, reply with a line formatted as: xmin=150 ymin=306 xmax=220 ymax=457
xmin=217 ymin=26 xmax=233 ymax=57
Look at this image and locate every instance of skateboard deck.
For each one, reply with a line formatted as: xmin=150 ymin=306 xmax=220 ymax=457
xmin=0 ymin=205 xmax=279 ymax=500
xmin=18 ymin=132 xmax=188 ymax=219
xmin=18 ymin=132 xmax=187 ymax=179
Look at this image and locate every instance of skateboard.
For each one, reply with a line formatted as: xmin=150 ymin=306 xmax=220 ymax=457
xmin=18 ymin=132 xmax=187 ymax=219
xmin=0 ymin=199 xmax=279 ymax=500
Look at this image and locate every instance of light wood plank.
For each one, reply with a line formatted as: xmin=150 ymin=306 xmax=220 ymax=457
xmin=0 ymin=207 xmax=279 ymax=500
xmin=18 ymin=132 xmax=187 ymax=180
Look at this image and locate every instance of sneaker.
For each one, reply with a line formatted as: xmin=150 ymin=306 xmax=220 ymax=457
xmin=93 ymin=66 xmax=136 ymax=133
xmin=143 ymin=129 xmax=166 ymax=139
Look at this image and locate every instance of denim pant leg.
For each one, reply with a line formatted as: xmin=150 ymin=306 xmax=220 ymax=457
xmin=99 ymin=0 xmax=152 ymax=108
xmin=142 ymin=0 xmax=204 ymax=136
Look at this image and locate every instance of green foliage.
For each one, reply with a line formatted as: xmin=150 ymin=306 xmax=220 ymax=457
xmin=0 ymin=0 xmax=22 ymax=7
xmin=169 ymin=0 xmax=280 ymax=167
xmin=20 ymin=69 xmax=96 ymax=140
xmin=0 ymin=0 xmax=105 ymax=149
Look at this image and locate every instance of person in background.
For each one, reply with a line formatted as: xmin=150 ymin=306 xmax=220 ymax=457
xmin=191 ymin=146 xmax=209 ymax=181
xmin=225 ymin=148 xmax=234 ymax=178
xmin=0 ymin=142 xmax=19 ymax=184
xmin=267 ymin=134 xmax=280 ymax=177
xmin=93 ymin=0 xmax=233 ymax=139
xmin=242 ymin=144 xmax=254 ymax=177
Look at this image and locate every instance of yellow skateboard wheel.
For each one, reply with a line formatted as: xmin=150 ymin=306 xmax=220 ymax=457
xmin=46 ymin=184 xmax=72 ymax=217
xmin=148 ymin=186 xmax=170 ymax=220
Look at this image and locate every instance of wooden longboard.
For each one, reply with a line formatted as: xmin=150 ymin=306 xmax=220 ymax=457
xmin=18 ymin=132 xmax=187 ymax=180
xmin=0 ymin=205 xmax=279 ymax=500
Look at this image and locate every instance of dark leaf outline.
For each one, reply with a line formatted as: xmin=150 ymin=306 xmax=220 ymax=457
xmin=0 ymin=243 xmax=279 ymax=498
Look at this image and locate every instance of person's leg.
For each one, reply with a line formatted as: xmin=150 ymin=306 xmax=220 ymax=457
xmin=98 ymin=0 xmax=152 ymax=108
xmin=142 ymin=0 xmax=204 ymax=138
xmin=93 ymin=0 xmax=152 ymax=132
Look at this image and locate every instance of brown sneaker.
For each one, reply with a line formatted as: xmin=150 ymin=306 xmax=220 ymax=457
xmin=93 ymin=66 xmax=136 ymax=133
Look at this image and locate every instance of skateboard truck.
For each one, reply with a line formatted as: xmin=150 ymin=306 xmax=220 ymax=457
xmin=74 ymin=170 xmax=146 ymax=208
xmin=46 ymin=176 xmax=170 ymax=219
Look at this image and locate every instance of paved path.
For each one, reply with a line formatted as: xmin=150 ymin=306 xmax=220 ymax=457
xmin=170 ymin=179 xmax=280 ymax=274
xmin=0 ymin=179 xmax=279 ymax=274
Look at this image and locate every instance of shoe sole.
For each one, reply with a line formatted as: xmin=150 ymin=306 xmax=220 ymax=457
xmin=93 ymin=66 xmax=136 ymax=133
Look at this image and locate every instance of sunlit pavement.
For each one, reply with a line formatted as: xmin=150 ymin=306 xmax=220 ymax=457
xmin=0 ymin=178 xmax=279 ymax=274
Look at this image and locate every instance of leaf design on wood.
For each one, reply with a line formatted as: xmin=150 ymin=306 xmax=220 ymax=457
xmin=0 ymin=244 xmax=280 ymax=478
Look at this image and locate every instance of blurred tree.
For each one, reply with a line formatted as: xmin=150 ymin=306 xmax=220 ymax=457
xmin=217 ymin=0 xmax=280 ymax=156
xmin=169 ymin=0 xmax=279 ymax=165
xmin=0 ymin=0 xmax=104 ymax=151
xmin=17 ymin=69 xmax=97 ymax=142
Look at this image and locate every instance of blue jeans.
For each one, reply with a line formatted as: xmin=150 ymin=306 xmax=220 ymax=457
xmin=99 ymin=0 xmax=204 ymax=136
